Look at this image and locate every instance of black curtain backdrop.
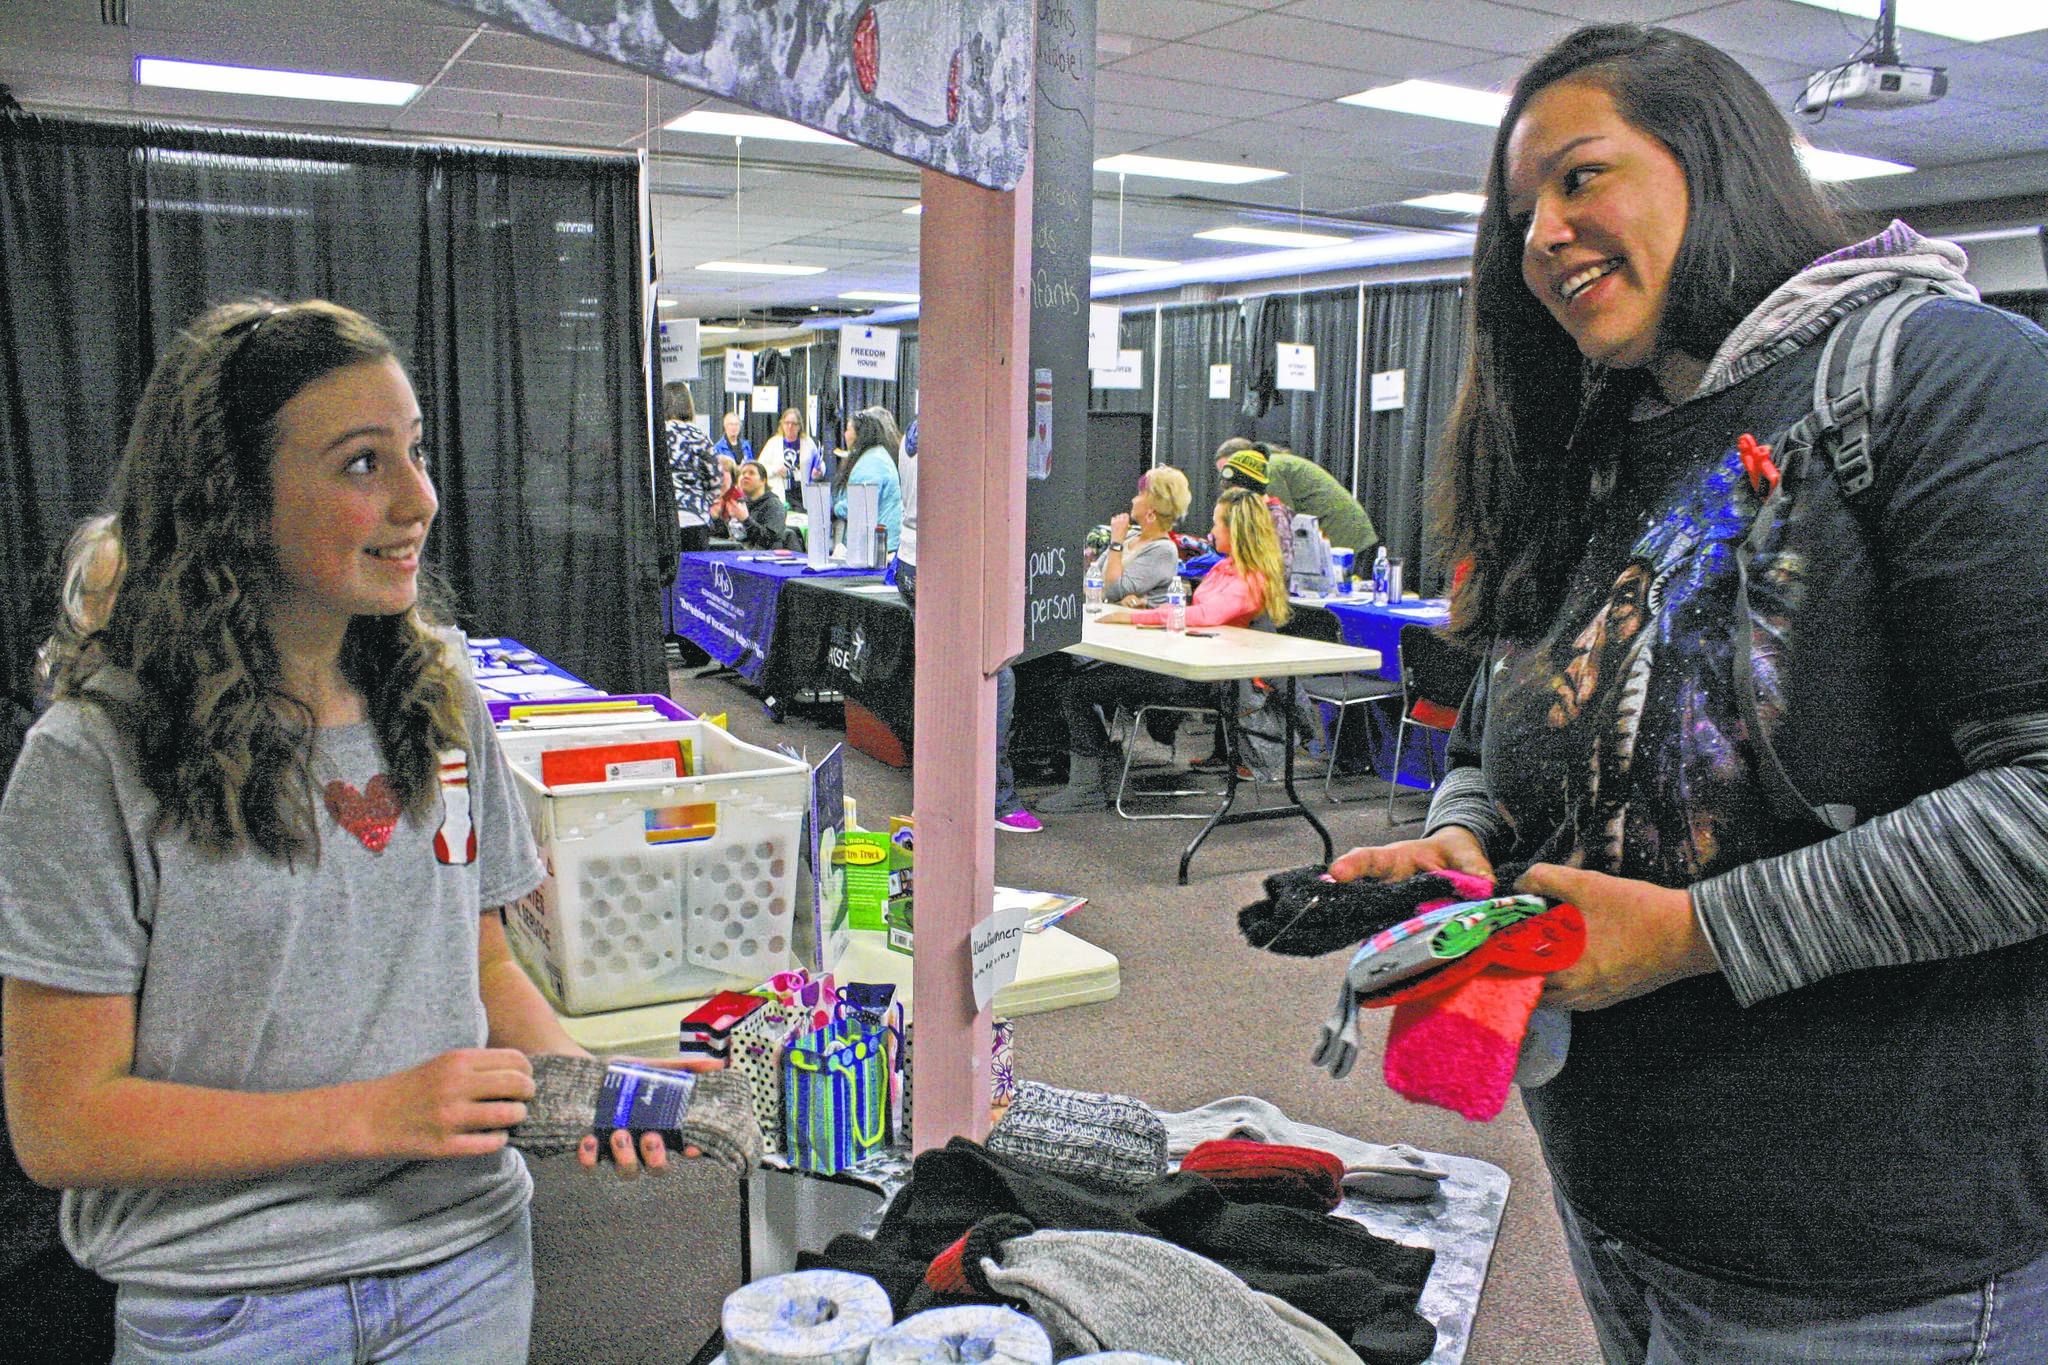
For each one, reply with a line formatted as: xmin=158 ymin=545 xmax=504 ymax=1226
xmin=0 ymin=114 xmax=664 ymax=702
xmin=1088 ymin=309 xmax=1154 ymax=418
xmin=1153 ymin=300 xmax=1247 ymax=516
xmin=1358 ymin=279 xmax=1467 ymax=593
xmin=1988 ymin=290 xmax=2048 ymax=330
xmin=1247 ymin=285 xmax=1359 ymax=494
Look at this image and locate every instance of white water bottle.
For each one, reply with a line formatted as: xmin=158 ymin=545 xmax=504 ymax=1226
xmin=1372 ymin=546 xmax=1391 ymax=605
xmin=1164 ymin=575 xmax=1187 ymax=633
xmin=1083 ymin=557 xmax=1105 ymax=609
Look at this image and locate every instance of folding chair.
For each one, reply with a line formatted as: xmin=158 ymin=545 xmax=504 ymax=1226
xmin=1112 ymin=691 xmax=1232 ymax=820
xmin=1284 ymin=606 xmax=1402 ymax=803
xmin=1387 ymin=622 xmax=1481 ymax=825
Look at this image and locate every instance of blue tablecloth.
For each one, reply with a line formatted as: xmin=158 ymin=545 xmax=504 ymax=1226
xmin=669 ymin=551 xmax=875 ymax=683
xmin=467 ymin=636 xmax=605 ymax=702
xmin=1289 ymin=597 xmax=1453 ymax=788
xmin=1307 ymin=596 xmax=1452 ymax=681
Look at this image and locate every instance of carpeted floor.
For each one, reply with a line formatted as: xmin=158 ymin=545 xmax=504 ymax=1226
xmin=524 ymin=664 xmax=1603 ymax=1365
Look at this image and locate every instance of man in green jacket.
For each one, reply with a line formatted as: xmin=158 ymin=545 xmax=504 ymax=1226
xmin=1215 ymin=439 xmax=1380 ymax=557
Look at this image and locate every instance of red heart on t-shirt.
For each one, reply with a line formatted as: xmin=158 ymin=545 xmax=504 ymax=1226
xmin=323 ymin=774 xmax=400 ymax=853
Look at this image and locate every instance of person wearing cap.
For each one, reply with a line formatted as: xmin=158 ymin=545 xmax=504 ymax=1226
xmin=1214 ymin=438 xmax=1380 ymax=559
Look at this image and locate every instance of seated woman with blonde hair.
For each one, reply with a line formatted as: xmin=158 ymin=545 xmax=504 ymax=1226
xmin=1042 ymin=488 xmax=1290 ymax=812
xmin=1098 ymin=465 xmax=1191 ymax=608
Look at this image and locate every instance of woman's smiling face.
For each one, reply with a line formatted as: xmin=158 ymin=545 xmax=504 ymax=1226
xmin=1506 ymin=78 xmax=1691 ymax=385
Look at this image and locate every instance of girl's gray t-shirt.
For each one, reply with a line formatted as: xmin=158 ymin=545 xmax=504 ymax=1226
xmin=0 ymin=676 xmax=544 ymax=1292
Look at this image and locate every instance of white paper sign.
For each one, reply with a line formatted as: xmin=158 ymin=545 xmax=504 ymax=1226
xmin=1208 ymin=363 xmax=1232 ymax=400
xmin=751 ymin=385 xmax=780 ymax=414
xmin=806 ymin=394 xmax=819 ymax=437
xmin=1277 ymin=343 xmax=1317 ymax=392
xmin=1093 ymin=347 xmax=1144 ymax=391
xmin=1371 ymin=368 xmax=1407 ymax=412
xmin=969 ymin=903 xmax=1037 ymax=1011
xmin=658 ymin=317 xmax=699 ymax=380
xmin=1088 ymin=303 xmax=1122 ymax=371
xmin=839 ymin=324 xmax=901 ymax=381
xmin=724 ymin=348 xmax=754 ymax=390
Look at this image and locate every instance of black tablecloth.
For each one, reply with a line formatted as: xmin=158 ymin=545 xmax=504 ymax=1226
xmin=757 ymin=577 xmax=1072 ymax=766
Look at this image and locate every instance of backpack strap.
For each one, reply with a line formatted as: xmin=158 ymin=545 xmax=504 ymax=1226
xmin=1733 ymin=277 xmax=1961 ymax=835
xmin=1779 ymin=276 xmax=1962 ymax=507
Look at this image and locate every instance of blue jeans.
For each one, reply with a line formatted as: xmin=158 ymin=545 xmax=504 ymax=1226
xmin=1556 ymin=1196 xmax=2048 ymax=1364
xmin=895 ymin=560 xmax=1019 ymax=813
xmin=111 ymin=1209 xmax=532 ymax=1365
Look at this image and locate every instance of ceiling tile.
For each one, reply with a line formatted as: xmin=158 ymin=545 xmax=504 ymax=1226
xmin=1097 ymin=0 xmax=1246 ymax=41
xmin=1279 ymin=0 xmax=1581 ymax=56
xmin=1192 ymin=13 xmax=1498 ymax=80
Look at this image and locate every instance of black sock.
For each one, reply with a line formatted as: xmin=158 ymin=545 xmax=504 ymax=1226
xmin=1237 ymin=868 xmax=1467 ymax=958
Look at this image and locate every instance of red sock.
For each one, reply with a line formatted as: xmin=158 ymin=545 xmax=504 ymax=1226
xmin=1181 ymin=1139 xmax=1345 ymax=1211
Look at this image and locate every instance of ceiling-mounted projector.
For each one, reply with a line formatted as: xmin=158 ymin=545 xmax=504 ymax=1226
xmin=1796 ymin=61 xmax=1947 ymax=113
xmin=1794 ymin=0 xmax=1948 ymax=115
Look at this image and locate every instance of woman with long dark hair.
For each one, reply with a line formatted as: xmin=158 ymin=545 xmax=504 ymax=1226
xmin=832 ymin=405 xmax=904 ymax=554
xmin=1331 ymin=25 xmax=2048 ymax=1361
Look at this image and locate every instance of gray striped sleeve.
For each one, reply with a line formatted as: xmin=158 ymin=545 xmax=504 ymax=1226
xmin=1693 ymin=711 xmax=2048 ymax=1006
xmin=1423 ymin=764 xmax=1514 ymax=861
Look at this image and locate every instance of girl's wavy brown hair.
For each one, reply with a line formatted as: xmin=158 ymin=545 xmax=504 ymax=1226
xmin=49 ymin=298 xmax=468 ymax=862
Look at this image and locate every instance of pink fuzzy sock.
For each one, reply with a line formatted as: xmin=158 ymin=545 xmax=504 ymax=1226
xmin=1384 ymin=969 xmax=1547 ymax=1121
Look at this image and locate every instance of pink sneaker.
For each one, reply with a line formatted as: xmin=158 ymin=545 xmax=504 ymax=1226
xmin=995 ymin=808 xmax=1043 ymax=833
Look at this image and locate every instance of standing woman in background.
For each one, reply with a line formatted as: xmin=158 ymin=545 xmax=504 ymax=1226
xmin=1331 ymin=24 xmax=2048 ymax=1363
xmin=833 ymin=405 xmax=905 ymax=554
xmin=758 ymin=407 xmax=817 ymax=502
xmin=665 ymin=382 xmax=720 ymax=554
xmin=0 ymin=300 xmax=688 ymax=1364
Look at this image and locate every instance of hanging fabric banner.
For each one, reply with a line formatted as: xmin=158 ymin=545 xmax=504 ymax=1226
xmin=433 ymin=1 xmax=1033 ymax=190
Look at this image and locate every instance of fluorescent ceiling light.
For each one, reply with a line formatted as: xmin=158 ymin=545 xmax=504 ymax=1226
xmin=840 ymin=290 xmax=920 ymax=303
xmin=1094 ymin=153 xmax=1286 ymax=185
xmin=665 ymin=110 xmax=853 ymax=145
xmin=903 ymin=204 xmax=924 ymax=215
xmin=135 ymin=57 xmax=418 ymax=106
xmin=1798 ymin=146 xmax=1914 ymax=180
xmin=696 ymin=260 xmax=828 ymax=276
xmin=1092 ymin=254 xmax=1180 ymax=271
xmin=1784 ymin=1 xmax=2047 ymax=42
xmin=1196 ymin=225 xmax=1351 ymax=249
xmin=1340 ymin=79 xmax=1509 ymax=126
xmin=1093 ymin=232 xmax=1475 ymax=299
xmin=1403 ymin=192 xmax=1488 ymax=215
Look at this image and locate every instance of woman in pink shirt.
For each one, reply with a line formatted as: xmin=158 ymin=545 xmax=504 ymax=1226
xmin=1041 ymin=489 xmax=1291 ymax=812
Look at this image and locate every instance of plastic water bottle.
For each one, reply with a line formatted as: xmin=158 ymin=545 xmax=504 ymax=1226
xmin=1372 ymin=546 xmax=1391 ymax=606
xmin=1083 ymin=557 xmax=1105 ymax=610
xmin=1164 ymin=575 xmax=1187 ymax=633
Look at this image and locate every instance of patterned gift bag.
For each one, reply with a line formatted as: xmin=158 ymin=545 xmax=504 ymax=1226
xmin=782 ymin=1023 xmax=890 ymax=1175
xmin=899 ymin=1016 xmax=1014 ymax=1142
xmin=727 ymin=998 xmax=807 ymax=1156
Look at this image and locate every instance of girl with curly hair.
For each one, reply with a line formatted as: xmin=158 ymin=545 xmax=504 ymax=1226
xmin=0 ymin=299 xmax=686 ymax=1363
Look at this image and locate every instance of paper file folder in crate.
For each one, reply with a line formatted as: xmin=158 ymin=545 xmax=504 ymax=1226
xmin=498 ymin=720 xmax=807 ymax=1014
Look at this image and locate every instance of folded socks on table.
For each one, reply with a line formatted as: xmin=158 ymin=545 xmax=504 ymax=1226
xmin=1154 ymin=1097 xmax=1448 ymax=1201
xmin=1181 ymin=1139 xmax=1345 ymax=1213
xmin=1239 ymin=866 xmax=1496 ymax=958
xmin=508 ymin=1054 xmax=763 ymax=1173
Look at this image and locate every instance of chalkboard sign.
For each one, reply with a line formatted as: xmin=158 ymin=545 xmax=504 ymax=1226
xmin=1017 ymin=0 xmax=1096 ymax=664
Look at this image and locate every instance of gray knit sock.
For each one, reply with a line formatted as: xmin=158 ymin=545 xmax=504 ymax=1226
xmin=978 ymin=1229 xmax=1319 ymax=1365
xmin=510 ymin=1055 xmax=763 ymax=1173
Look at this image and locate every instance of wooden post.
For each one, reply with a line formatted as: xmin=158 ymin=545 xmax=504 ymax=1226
xmin=909 ymin=162 xmax=1031 ymax=1150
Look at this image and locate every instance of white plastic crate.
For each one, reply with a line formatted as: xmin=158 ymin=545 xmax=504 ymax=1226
xmin=497 ymin=720 xmax=808 ymax=1015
